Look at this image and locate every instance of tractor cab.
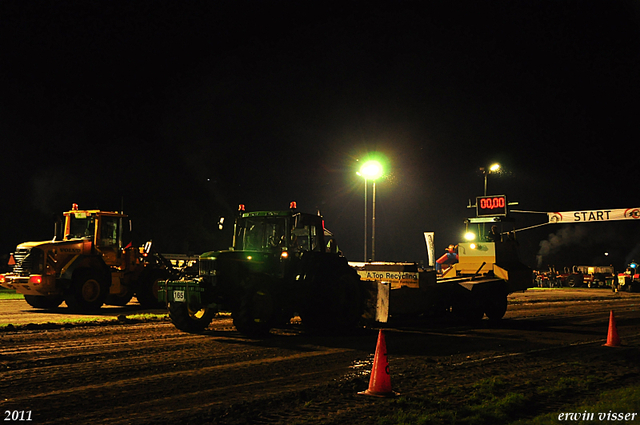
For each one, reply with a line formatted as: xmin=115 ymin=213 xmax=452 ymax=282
xmin=232 ymin=203 xmax=327 ymax=255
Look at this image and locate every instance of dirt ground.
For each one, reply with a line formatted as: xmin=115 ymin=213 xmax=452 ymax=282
xmin=1 ymin=289 xmax=640 ymax=424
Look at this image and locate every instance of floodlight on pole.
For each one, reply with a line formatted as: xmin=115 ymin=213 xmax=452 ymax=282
xmin=360 ymin=160 xmax=383 ymax=181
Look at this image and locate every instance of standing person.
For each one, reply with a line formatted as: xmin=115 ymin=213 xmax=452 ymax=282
xmin=487 ymin=225 xmax=501 ymax=242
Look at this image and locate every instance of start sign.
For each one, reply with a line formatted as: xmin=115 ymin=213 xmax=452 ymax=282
xmin=548 ymin=208 xmax=640 ymax=223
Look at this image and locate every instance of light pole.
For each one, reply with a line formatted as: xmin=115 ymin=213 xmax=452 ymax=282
xmin=363 ymin=177 xmax=367 ymax=262
xmin=481 ymin=163 xmax=501 ymax=195
xmin=372 ymin=178 xmax=377 ymax=261
xmin=358 ymin=160 xmax=383 ymax=262
xmin=479 ymin=163 xmax=501 ymax=239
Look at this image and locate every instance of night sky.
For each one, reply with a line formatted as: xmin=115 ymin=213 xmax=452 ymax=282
xmin=2 ymin=0 xmax=640 ymax=272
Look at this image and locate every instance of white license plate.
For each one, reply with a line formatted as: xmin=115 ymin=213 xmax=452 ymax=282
xmin=173 ymin=290 xmax=185 ymax=302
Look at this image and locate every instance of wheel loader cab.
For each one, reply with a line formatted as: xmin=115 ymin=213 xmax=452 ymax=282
xmin=96 ymin=215 xmax=123 ymax=265
xmin=63 ymin=208 xmax=126 ymax=266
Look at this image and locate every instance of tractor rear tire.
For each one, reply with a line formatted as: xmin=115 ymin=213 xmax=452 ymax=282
xmin=24 ymin=294 xmax=64 ymax=309
xmin=64 ymin=269 xmax=109 ymax=311
xmin=300 ymin=257 xmax=363 ymax=334
xmin=136 ymin=269 xmax=170 ymax=309
xmin=232 ymin=275 xmax=277 ymax=337
xmin=169 ymin=302 xmax=217 ymax=333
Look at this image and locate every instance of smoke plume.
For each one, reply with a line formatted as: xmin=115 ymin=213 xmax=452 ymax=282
xmin=625 ymin=243 xmax=640 ymax=265
xmin=536 ymin=225 xmax=588 ymax=268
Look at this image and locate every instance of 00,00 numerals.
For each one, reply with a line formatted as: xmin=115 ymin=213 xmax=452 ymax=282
xmin=479 ymin=197 xmax=505 ymax=210
xmin=4 ymin=411 xmax=32 ymax=422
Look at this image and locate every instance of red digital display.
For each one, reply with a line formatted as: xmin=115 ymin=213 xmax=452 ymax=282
xmin=476 ymin=195 xmax=507 ymax=217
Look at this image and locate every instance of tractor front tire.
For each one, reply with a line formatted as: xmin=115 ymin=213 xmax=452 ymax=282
xmin=566 ymin=274 xmax=582 ymax=288
xmin=168 ymin=302 xmax=217 ymax=333
xmin=64 ymin=270 xmax=109 ymax=311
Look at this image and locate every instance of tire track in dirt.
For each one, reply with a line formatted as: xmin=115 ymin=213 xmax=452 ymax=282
xmin=1 ymin=320 xmax=366 ymax=425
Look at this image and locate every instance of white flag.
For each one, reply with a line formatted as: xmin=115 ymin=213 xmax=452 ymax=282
xmin=424 ymin=232 xmax=435 ymax=267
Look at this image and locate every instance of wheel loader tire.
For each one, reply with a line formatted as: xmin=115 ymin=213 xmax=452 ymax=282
xmin=105 ymin=286 xmax=134 ymax=306
xmin=136 ymin=269 xmax=169 ymax=309
xmin=24 ymin=294 xmax=64 ymax=309
xmin=232 ymin=275 xmax=277 ymax=337
xmin=64 ymin=269 xmax=109 ymax=311
xmin=484 ymin=293 xmax=508 ymax=320
xmin=300 ymin=256 xmax=363 ymax=334
xmin=168 ymin=302 xmax=217 ymax=333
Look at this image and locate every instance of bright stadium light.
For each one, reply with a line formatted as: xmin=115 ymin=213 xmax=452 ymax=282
xmin=359 ymin=160 xmax=383 ymax=181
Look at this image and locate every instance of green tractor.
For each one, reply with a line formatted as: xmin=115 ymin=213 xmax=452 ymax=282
xmin=159 ymin=203 xmax=363 ymax=337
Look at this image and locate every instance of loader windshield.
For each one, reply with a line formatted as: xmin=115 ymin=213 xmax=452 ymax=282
xmin=98 ymin=216 xmax=120 ymax=249
xmin=67 ymin=214 xmax=96 ymax=239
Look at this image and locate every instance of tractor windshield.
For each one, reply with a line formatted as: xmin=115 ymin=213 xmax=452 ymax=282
xmin=235 ymin=216 xmax=289 ymax=251
xmin=234 ymin=213 xmax=325 ymax=253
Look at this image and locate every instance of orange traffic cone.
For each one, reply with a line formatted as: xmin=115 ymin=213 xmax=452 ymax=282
xmin=358 ymin=330 xmax=398 ymax=397
xmin=603 ymin=310 xmax=622 ymax=347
